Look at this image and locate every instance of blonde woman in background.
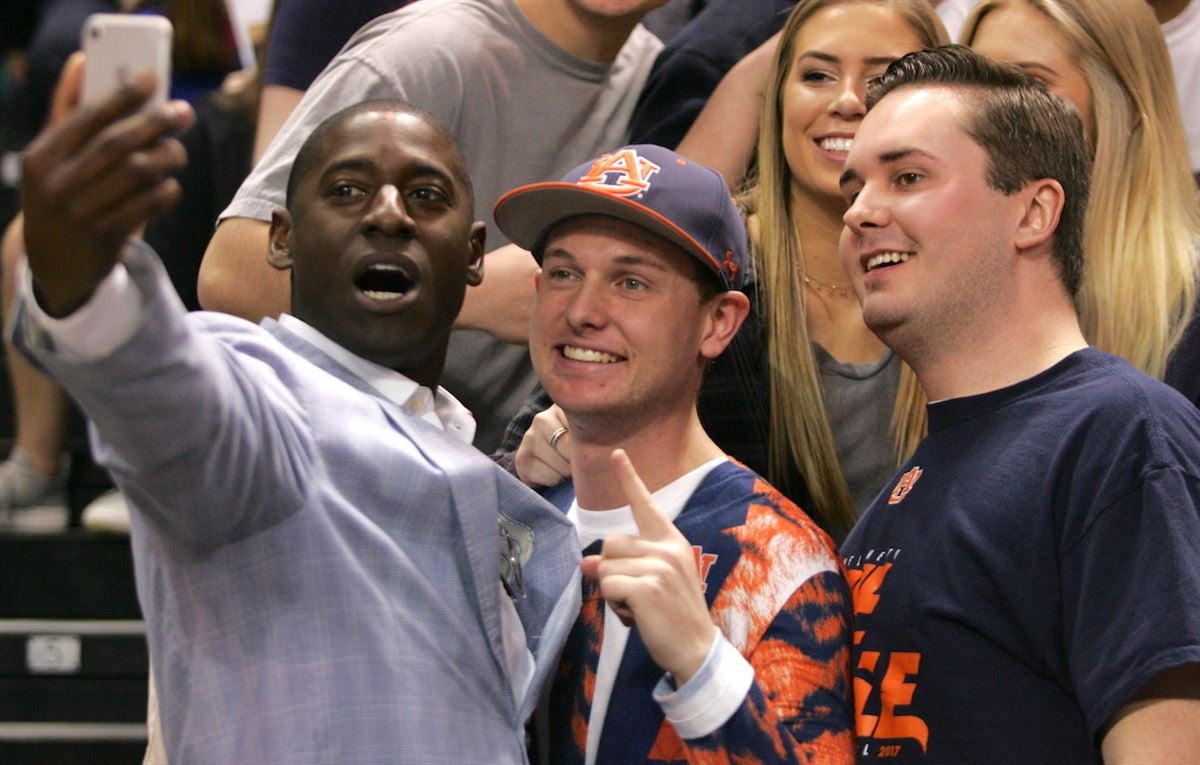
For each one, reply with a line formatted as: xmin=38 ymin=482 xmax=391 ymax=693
xmin=736 ymin=0 xmax=946 ymax=535
xmin=511 ymin=0 xmax=947 ymax=538
xmin=964 ymin=0 xmax=1200 ymax=405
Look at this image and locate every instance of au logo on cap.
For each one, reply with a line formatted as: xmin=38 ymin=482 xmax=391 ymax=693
xmin=577 ymin=148 xmax=661 ymax=197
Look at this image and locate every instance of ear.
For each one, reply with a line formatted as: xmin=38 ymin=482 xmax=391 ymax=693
xmin=465 ymin=221 xmax=486 ymax=287
xmin=698 ymin=290 xmax=751 ymax=360
xmin=267 ymin=207 xmax=294 ymax=271
xmin=1013 ymin=179 xmax=1064 ymax=254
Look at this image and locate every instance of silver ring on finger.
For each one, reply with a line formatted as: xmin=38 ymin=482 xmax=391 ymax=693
xmin=549 ymin=426 xmax=569 ymax=457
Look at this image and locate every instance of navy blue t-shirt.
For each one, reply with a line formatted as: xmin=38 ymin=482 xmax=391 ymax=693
xmin=841 ymin=348 xmax=1200 ymax=764
xmin=262 ymin=0 xmax=405 ymax=91
xmin=628 ymin=0 xmax=794 ymax=148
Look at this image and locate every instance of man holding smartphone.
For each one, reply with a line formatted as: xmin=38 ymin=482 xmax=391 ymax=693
xmin=13 ymin=76 xmax=579 ymax=763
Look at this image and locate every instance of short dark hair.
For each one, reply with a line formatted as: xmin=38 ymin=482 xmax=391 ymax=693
xmin=284 ymin=100 xmax=474 ymax=212
xmin=867 ymin=45 xmax=1091 ymax=297
xmin=689 ymin=255 xmax=724 ymax=304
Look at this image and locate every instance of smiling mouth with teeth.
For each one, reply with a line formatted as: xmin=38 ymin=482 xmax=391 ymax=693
xmin=818 ymin=137 xmax=854 ymax=154
xmin=866 ymin=252 xmax=913 ymax=272
xmin=561 ymin=345 xmax=622 ymax=364
xmin=356 ymin=264 xmax=413 ymax=301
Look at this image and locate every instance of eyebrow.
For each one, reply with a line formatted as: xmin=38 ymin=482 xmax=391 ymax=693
xmin=320 ymin=157 xmax=375 ymax=177
xmin=879 ymin=147 xmax=937 ymax=164
xmin=1013 ymin=61 xmax=1058 ymax=77
xmin=611 ymin=254 xmax=671 ymax=271
xmin=838 ymin=147 xmax=937 ymax=189
xmin=797 ymin=50 xmax=899 ymax=67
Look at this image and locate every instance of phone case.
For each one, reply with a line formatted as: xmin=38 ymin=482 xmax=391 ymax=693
xmin=80 ymin=14 xmax=173 ymax=107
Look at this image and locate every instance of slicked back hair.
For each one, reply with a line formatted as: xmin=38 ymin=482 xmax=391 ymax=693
xmin=867 ymin=45 xmax=1091 ymax=297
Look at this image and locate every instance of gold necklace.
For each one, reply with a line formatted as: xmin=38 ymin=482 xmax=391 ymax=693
xmin=802 ymin=272 xmax=855 ymax=298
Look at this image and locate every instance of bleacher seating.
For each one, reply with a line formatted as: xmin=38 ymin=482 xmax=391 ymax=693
xmin=0 ymin=350 xmax=148 ymax=764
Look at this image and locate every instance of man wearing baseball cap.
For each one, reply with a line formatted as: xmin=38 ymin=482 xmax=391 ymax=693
xmin=495 ymin=145 xmax=854 ymax=764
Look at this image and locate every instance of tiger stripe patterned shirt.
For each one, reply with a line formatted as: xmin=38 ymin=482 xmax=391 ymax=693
xmin=544 ymin=457 xmax=855 ymax=764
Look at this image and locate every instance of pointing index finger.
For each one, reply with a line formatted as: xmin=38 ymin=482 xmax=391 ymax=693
xmin=610 ymin=449 xmax=673 ymax=541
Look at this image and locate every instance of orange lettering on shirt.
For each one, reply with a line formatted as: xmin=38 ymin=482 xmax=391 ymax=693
xmin=858 ymin=651 xmax=929 ymax=752
xmin=846 ymin=562 xmax=892 ymax=617
xmin=691 ymin=546 xmax=718 ymax=593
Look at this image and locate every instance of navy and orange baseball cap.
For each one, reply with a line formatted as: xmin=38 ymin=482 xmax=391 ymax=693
xmin=493 ymin=144 xmax=749 ymax=291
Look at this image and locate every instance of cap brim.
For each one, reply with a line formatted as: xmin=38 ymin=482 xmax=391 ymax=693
xmin=493 ymin=182 xmax=722 ymax=274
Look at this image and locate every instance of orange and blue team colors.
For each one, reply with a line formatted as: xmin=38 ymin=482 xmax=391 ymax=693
xmin=545 ymin=459 xmax=854 ymax=764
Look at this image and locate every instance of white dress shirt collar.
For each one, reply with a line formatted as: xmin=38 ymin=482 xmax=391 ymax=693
xmin=278 ymin=314 xmax=476 ymax=444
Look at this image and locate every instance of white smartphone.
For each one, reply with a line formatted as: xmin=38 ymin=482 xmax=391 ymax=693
xmin=80 ymin=14 xmax=173 ymax=107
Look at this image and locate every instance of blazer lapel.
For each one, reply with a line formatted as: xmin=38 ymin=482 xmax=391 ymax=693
xmin=496 ymin=474 xmax=581 ymax=720
xmin=396 ymin=418 xmax=510 ymax=702
xmin=264 ymin=321 xmax=512 ymax=702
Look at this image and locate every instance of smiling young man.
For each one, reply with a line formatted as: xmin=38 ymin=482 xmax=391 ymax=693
xmin=836 ymin=46 xmax=1200 ymax=764
xmin=494 ymin=145 xmax=854 ymax=764
xmin=13 ymin=84 xmax=580 ymax=763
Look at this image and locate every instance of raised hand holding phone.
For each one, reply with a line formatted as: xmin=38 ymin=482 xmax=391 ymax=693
xmin=21 ymin=67 xmax=193 ymax=317
xmin=580 ymin=449 xmax=718 ymax=685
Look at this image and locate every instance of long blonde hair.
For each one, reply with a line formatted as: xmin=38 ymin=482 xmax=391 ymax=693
xmin=751 ymin=0 xmax=947 ymax=534
xmin=963 ymin=0 xmax=1200 ymax=379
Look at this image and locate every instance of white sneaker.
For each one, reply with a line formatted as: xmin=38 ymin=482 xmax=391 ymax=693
xmin=0 ymin=447 xmax=68 ymax=531
xmin=81 ymin=489 xmax=131 ymax=535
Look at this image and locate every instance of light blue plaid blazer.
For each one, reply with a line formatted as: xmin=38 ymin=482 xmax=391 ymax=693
xmin=12 ymin=243 xmax=580 ymax=764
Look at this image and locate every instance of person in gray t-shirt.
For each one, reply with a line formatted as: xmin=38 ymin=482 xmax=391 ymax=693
xmin=201 ymin=0 xmax=666 ymax=451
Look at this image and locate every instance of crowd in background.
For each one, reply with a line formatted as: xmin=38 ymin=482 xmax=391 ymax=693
xmin=1 ymin=0 xmax=1198 ymax=762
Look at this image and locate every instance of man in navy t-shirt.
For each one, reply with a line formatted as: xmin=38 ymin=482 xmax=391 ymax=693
xmin=836 ymin=45 xmax=1200 ymax=764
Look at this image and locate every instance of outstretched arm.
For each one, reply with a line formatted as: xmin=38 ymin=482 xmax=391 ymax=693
xmin=197 ymin=216 xmax=289 ymax=320
xmin=194 ymin=77 xmax=305 ymax=321
xmin=18 ymin=73 xmax=315 ymax=549
xmin=200 ymin=222 xmax=537 ymax=335
xmin=455 ymin=242 xmax=539 ymax=344
xmin=675 ymin=33 xmax=780 ymax=191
